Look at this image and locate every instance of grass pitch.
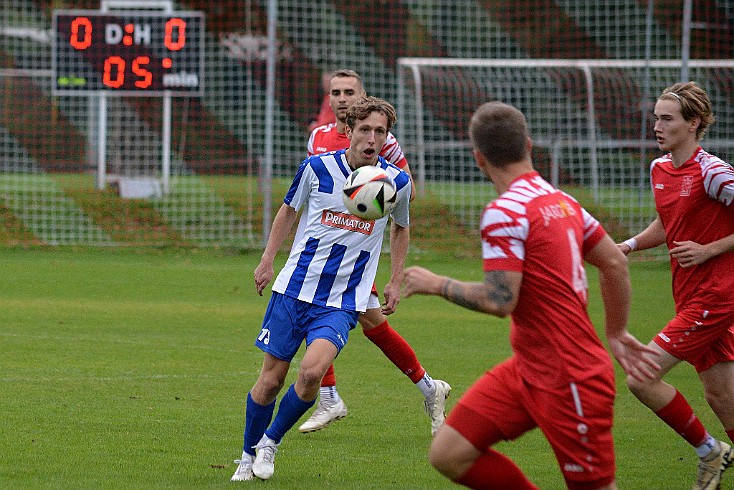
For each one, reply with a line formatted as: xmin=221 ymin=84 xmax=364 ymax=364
xmin=0 ymin=247 xmax=725 ymax=489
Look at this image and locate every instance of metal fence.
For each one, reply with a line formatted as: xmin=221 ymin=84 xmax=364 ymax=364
xmin=1 ymin=0 xmax=732 ymax=246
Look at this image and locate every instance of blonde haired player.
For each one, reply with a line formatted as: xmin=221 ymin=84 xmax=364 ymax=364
xmin=619 ymin=81 xmax=734 ymax=490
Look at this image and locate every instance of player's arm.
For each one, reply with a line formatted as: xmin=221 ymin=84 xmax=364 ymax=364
xmin=670 ymin=229 xmax=734 ymax=268
xmin=665 ymin=172 xmax=734 ymax=266
xmin=382 ymin=222 xmax=410 ymax=315
xmin=403 ymin=266 xmax=521 ymax=318
xmin=618 ymin=215 xmax=666 ymax=254
xmin=585 ymin=234 xmax=660 ymax=381
xmin=254 ymin=204 xmax=299 ymax=296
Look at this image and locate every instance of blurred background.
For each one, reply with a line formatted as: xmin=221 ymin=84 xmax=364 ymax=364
xmin=1 ymin=1 xmax=733 ymax=248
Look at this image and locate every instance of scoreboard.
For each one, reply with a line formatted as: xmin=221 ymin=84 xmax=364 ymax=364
xmin=52 ymin=10 xmax=204 ymax=96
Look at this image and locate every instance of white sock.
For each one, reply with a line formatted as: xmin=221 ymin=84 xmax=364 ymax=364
xmin=415 ymin=373 xmax=436 ymax=398
xmin=319 ymin=386 xmax=340 ymax=405
xmin=696 ymin=435 xmax=718 ymax=459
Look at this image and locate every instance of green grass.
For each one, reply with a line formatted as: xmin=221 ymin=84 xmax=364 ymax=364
xmin=0 ymin=247 xmax=724 ymax=489
xmin=0 ymin=172 xmax=658 ymax=249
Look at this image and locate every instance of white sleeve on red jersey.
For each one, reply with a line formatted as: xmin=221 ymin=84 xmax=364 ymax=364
xmin=380 ymin=132 xmax=408 ymax=169
xmin=580 ymin=206 xmax=603 ymax=242
xmin=699 ymin=151 xmax=734 ymax=206
xmin=307 ymin=127 xmax=319 ymax=157
xmin=480 ymin=200 xmax=529 ymax=263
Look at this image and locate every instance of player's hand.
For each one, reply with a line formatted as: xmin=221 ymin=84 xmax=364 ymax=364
xmin=669 ymin=240 xmax=713 ymax=268
xmin=616 ymin=242 xmax=633 ymax=255
xmin=381 ymin=280 xmax=401 ymax=315
xmin=607 ymin=333 xmax=661 ymax=382
xmin=403 ymin=266 xmax=444 ymax=297
xmin=253 ymin=261 xmax=274 ymax=296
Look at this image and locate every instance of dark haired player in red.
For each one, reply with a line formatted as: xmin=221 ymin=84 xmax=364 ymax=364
xmin=298 ymin=69 xmax=449 ymax=435
xmin=404 ymin=101 xmax=659 ymax=489
xmin=619 ymin=81 xmax=734 ymax=490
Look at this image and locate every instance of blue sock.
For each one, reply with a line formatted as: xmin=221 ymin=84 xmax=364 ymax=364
xmin=243 ymin=392 xmax=275 ymax=457
xmin=265 ymin=384 xmax=315 ymax=443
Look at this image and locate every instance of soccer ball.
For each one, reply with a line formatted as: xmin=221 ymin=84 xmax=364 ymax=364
xmin=342 ymin=165 xmax=397 ymax=220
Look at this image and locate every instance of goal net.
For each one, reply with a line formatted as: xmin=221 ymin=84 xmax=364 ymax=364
xmin=396 ymin=58 xmax=734 ymax=246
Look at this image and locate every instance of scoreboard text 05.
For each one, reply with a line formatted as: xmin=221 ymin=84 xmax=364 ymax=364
xmin=52 ymin=10 xmax=204 ymax=96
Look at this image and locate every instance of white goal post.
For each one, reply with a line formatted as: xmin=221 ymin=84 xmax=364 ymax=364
xmin=396 ymin=58 xmax=734 ymax=242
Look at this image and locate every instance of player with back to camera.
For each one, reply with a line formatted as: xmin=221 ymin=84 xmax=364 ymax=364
xmin=403 ymin=101 xmax=660 ymax=489
xmin=230 ymin=96 xmax=413 ymax=482
xmin=618 ymin=81 xmax=734 ymax=490
xmin=297 ymin=68 xmax=450 ymax=435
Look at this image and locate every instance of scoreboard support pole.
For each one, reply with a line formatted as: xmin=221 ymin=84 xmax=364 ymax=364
xmin=162 ymin=93 xmax=171 ymax=194
xmin=97 ymin=0 xmax=174 ymax=193
xmin=96 ymin=93 xmax=107 ymax=190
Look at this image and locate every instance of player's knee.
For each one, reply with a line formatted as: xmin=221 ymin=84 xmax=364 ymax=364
xmin=428 ymin=443 xmax=454 ymax=478
xmin=704 ymin=387 xmax=733 ymax=414
xmin=625 ymin=372 xmax=649 ymax=397
xmin=358 ymin=308 xmax=385 ymax=330
xmin=429 ymin=437 xmax=465 ymax=480
xmin=298 ymin=364 xmax=328 ymax=390
xmin=252 ymin=375 xmax=284 ymax=403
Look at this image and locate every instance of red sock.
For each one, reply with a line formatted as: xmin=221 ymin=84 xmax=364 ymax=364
xmin=654 ymin=390 xmax=708 ymax=447
xmin=321 ymin=364 xmax=336 ymax=387
xmin=363 ymin=320 xmax=426 ymax=383
xmin=726 ymin=428 xmax=734 ymax=443
xmin=455 ymin=449 xmax=539 ymax=489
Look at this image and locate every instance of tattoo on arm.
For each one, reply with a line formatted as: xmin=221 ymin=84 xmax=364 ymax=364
xmin=440 ymin=271 xmax=514 ymax=313
xmin=442 ymin=279 xmax=452 ymax=299
xmin=484 ymin=270 xmax=514 ymax=306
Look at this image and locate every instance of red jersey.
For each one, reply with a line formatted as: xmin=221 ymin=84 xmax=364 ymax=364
xmin=308 ymin=95 xmax=335 ymax=132
xmin=651 ymin=147 xmax=734 ymax=309
xmin=307 ymin=123 xmax=408 ymax=169
xmin=481 ymin=172 xmax=609 ymax=389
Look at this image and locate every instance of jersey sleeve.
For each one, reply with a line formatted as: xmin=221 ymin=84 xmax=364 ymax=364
xmin=580 ymin=206 xmax=606 ymax=255
xmin=283 ymin=159 xmax=313 ymax=211
xmin=481 ymin=201 xmax=528 ymax=273
xmin=383 ymin=162 xmax=411 ymax=227
xmin=380 ymin=132 xmax=408 ymax=169
xmin=702 ymin=156 xmax=734 ymax=206
xmin=307 ymin=128 xmax=318 ymax=157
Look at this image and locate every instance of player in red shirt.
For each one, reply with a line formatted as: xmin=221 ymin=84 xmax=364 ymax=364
xmin=404 ymin=101 xmax=658 ymax=489
xmin=298 ymin=69 xmax=449 ymax=435
xmin=618 ymin=81 xmax=734 ymax=490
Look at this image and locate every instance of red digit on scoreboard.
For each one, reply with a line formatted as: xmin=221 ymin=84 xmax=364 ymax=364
xmin=103 ymin=56 xmax=125 ymax=88
xmin=132 ymin=56 xmax=152 ymax=88
xmin=53 ymin=10 xmax=203 ymax=94
xmin=164 ymin=18 xmax=186 ymax=51
xmin=69 ymin=16 xmax=92 ymax=50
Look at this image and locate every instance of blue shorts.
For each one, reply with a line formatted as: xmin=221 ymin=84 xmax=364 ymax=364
xmin=255 ymin=292 xmax=359 ymax=362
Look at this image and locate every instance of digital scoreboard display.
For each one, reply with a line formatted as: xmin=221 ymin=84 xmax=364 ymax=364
xmin=52 ymin=10 xmax=204 ymax=96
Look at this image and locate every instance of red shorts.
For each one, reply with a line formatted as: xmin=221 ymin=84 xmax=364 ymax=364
xmin=371 ymin=283 xmax=378 ymax=297
xmin=446 ymin=356 xmax=616 ymax=489
xmin=654 ymin=304 xmax=734 ymax=372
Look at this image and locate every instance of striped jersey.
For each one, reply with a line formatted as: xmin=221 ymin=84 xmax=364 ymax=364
xmin=481 ymin=171 xmax=609 ymax=389
xmin=651 ymin=146 xmax=734 ymax=308
xmin=272 ymin=149 xmax=412 ymax=312
xmin=307 ymin=123 xmax=408 ymax=169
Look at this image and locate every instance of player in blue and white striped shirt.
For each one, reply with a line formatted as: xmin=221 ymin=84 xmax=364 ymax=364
xmin=272 ymin=148 xmax=410 ymax=311
xmin=232 ymin=96 xmax=412 ymax=482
